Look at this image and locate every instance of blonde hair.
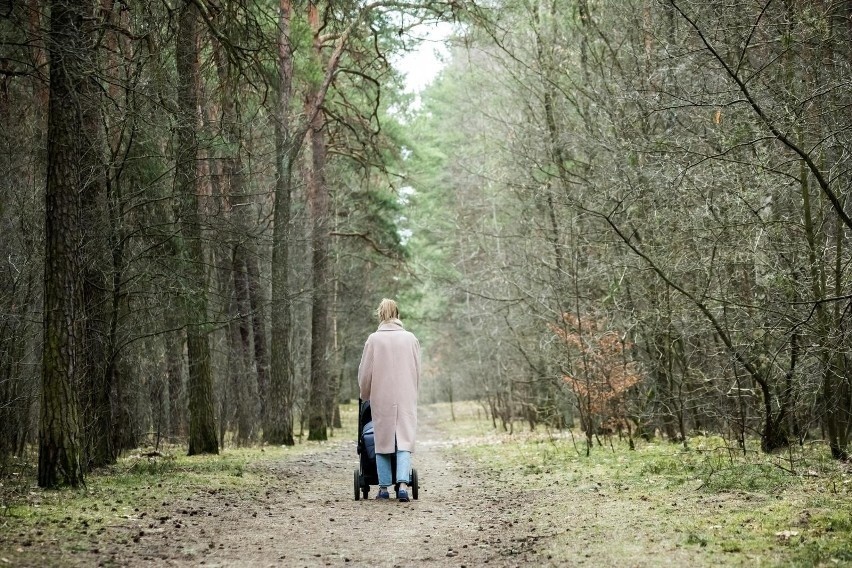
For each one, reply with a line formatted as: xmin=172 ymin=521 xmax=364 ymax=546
xmin=376 ymin=298 xmax=399 ymax=323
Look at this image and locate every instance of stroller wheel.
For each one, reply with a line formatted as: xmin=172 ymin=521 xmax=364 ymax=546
xmin=411 ymin=467 xmax=419 ymax=500
xmin=354 ymin=469 xmax=361 ymax=501
xmin=362 ymin=487 xmax=369 ymax=500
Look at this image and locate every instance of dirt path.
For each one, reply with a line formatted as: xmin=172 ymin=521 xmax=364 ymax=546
xmin=91 ymin=407 xmax=542 ymax=567
xmin=8 ymin=406 xmax=805 ymax=567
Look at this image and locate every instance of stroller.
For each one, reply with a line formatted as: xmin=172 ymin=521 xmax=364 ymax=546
xmin=354 ymin=399 xmax=419 ymax=500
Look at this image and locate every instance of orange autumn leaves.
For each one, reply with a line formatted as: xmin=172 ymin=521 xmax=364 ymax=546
xmin=551 ymin=313 xmax=642 ymax=425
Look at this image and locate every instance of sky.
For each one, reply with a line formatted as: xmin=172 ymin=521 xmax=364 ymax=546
xmin=391 ymin=22 xmax=454 ymax=94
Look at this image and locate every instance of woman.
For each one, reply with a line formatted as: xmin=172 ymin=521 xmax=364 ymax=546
xmin=358 ymin=298 xmax=421 ymax=502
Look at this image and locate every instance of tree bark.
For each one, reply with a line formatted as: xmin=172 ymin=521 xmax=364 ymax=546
xmin=233 ymin=250 xmax=257 ymax=443
xmin=38 ymin=0 xmax=92 ymax=488
xmin=306 ymin=111 xmax=332 ymax=441
xmin=176 ymin=0 xmax=218 ymax=456
xmin=247 ymin=255 xmax=270 ymax=426
xmin=211 ymin=34 xmax=260 ymax=444
xmin=266 ymin=0 xmax=296 ymax=446
xmin=165 ymin=311 xmax=186 ymax=440
xmin=306 ymin=1 xmax=331 ymax=441
xmin=79 ymin=79 xmax=113 ymax=471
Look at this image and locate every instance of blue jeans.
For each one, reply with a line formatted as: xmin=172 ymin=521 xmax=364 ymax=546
xmin=376 ymin=449 xmax=411 ymax=488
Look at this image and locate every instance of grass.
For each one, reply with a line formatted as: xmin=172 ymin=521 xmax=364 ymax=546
xmin=0 ymin=403 xmax=361 ymax=565
xmin=3 ymin=402 xmax=850 ymax=566
xmin=432 ymin=401 xmax=852 ymax=567
xmin=0 ymin=445 xmax=300 ymax=564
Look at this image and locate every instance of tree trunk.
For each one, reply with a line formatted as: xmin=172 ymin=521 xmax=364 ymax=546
xmin=306 ymin=112 xmax=332 ymax=441
xmin=0 ymin=244 xmax=36 ymax=458
xmin=216 ymin=241 xmax=241 ymax=442
xmin=78 ymin=0 xmax=123 ymax=472
xmin=329 ymin=264 xmax=342 ymax=429
xmin=176 ymin=0 xmax=218 ymax=456
xmin=247 ymin=255 xmax=270 ymax=425
xmin=211 ymin=34 xmax=260 ymax=444
xmin=306 ymin=2 xmax=331 ymax=442
xmin=165 ymin=316 xmax=186 ymax=440
xmin=80 ymin=114 xmax=113 ymax=471
xmin=266 ymin=0 xmax=296 ymax=446
xmin=233 ymin=250 xmax=257 ymax=443
xmin=38 ymin=0 xmax=93 ymax=488
xmin=823 ymin=7 xmax=850 ymax=461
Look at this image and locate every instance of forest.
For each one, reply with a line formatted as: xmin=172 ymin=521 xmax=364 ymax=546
xmin=1 ymin=0 xmax=851 ymax=494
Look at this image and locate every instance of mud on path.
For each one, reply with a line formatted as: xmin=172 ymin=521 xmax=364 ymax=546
xmin=86 ymin=406 xmax=544 ymax=567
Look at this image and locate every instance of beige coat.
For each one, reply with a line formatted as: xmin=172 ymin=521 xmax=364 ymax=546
xmin=358 ymin=320 xmax=421 ymax=453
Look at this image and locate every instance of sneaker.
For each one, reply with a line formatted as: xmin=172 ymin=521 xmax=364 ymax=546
xmin=397 ymin=488 xmax=410 ymax=502
xmin=376 ymin=488 xmax=390 ymax=500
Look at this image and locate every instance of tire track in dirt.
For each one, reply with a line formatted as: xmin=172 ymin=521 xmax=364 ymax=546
xmin=99 ymin=407 xmax=543 ymax=567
